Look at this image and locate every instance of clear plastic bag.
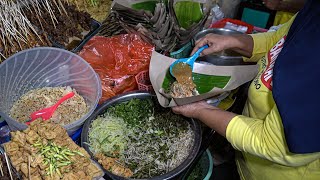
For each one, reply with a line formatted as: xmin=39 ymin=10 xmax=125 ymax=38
xmin=79 ymin=34 xmax=154 ymax=103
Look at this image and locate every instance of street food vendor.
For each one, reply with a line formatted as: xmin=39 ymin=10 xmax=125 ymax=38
xmin=172 ymin=0 xmax=320 ymax=179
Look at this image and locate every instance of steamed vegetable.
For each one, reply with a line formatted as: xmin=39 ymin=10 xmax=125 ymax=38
xmin=32 ymin=141 xmax=84 ymax=177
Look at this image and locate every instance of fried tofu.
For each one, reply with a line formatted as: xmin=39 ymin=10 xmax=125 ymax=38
xmin=5 ymin=120 xmax=103 ymax=180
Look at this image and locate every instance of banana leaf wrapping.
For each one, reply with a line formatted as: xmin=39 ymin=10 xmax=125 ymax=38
xmin=149 ymin=51 xmax=259 ymax=107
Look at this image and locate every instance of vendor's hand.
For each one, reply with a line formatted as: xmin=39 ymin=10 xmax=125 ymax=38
xmin=263 ymin=0 xmax=281 ymax=11
xmin=191 ymin=34 xmax=234 ymax=56
xmin=172 ymin=101 xmax=219 ymax=119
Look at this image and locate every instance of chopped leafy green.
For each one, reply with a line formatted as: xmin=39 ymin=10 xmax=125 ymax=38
xmin=107 ymin=98 xmax=153 ymax=127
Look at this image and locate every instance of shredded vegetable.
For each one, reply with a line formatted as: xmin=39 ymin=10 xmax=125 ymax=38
xmin=88 ymin=115 xmax=131 ymax=158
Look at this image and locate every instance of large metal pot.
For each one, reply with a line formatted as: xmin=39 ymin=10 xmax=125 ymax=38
xmin=194 ymin=28 xmax=253 ymax=66
xmin=81 ymin=91 xmax=202 ymax=180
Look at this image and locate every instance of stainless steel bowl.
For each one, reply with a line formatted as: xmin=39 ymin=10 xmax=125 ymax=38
xmin=81 ymin=91 xmax=202 ymax=180
xmin=194 ymin=28 xmax=253 ymax=66
xmin=194 ymin=28 xmax=243 ymax=40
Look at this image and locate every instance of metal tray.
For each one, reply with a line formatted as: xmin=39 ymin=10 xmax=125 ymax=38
xmin=81 ymin=91 xmax=202 ymax=180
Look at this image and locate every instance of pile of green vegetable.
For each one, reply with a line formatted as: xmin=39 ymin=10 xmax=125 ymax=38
xmin=88 ymin=98 xmax=195 ymax=179
xmin=32 ymin=141 xmax=85 ymax=177
xmin=108 ymin=98 xmax=153 ymax=128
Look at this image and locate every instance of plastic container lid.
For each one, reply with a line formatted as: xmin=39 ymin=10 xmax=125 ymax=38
xmin=0 ymin=47 xmax=102 ymax=135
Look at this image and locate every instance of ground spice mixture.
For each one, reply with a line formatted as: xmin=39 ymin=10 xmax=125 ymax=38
xmin=171 ymin=62 xmax=198 ymax=98
xmin=9 ymin=86 xmax=88 ymax=125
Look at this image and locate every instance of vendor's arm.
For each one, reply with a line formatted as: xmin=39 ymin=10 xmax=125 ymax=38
xmin=173 ymin=102 xmax=320 ymax=167
xmin=191 ymin=33 xmax=254 ymax=58
xmin=192 ymin=15 xmax=296 ymax=62
xmin=226 ymin=105 xmax=320 ymax=166
xmin=243 ymin=15 xmax=296 ymax=62
xmin=172 ymin=101 xmax=236 ymax=137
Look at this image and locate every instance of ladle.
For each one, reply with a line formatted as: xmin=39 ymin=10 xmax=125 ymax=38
xmin=169 ymin=44 xmax=208 ymax=77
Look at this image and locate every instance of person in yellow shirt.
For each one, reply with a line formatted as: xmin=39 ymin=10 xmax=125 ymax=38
xmin=263 ymin=0 xmax=305 ymax=25
xmin=172 ymin=0 xmax=320 ymax=179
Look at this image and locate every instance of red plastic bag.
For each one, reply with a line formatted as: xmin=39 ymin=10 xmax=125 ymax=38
xmin=78 ymin=34 xmax=154 ymax=103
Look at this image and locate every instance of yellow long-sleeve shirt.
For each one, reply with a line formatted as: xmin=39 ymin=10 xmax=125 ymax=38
xmin=226 ymin=15 xmax=320 ymax=180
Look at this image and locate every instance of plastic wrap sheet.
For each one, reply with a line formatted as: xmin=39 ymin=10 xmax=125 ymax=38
xmin=79 ymin=34 xmax=154 ymax=103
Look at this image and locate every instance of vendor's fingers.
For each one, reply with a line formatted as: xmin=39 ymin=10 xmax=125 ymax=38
xmin=172 ymin=106 xmax=181 ymax=114
xmin=193 ymin=41 xmax=220 ymax=57
xmin=194 ymin=38 xmax=202 ymax=45
xmin=191 ymin=38 xmax=209 ymax=56
xmin=200 ymin=46 xmax=218 ymax=56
